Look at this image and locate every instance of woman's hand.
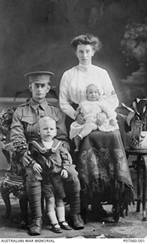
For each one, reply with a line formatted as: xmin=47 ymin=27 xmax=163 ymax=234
xmin=96 ymin=112 xmax=107 ymax=126
xmin=32 ymin=162 xmax=42 ymax=174
xmin=61 ymin=169 xmax=68 ymax=179
xmin=76 ymin=113 xmax=85 ymax=125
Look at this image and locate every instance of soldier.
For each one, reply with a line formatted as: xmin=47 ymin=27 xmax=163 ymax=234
xmin=10 ymin=71 xmax=84 ymax=235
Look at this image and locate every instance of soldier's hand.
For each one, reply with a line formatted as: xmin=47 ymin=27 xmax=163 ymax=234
xmin=61 ymin=169 xmax=68 ymax=179
xmin=22 ymin=151 xmax=32 ymax=167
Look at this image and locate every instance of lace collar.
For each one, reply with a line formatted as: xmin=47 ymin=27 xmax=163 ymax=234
xmin=78 ymin=64 xmax=92 ymax=73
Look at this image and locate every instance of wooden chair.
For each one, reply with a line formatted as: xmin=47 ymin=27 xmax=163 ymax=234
xmin=0 ymin=107 xmax=28 ymax=228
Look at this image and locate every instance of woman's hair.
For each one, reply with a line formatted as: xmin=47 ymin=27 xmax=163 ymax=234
xmin=70 ymin=34 xmax=102 ymax=52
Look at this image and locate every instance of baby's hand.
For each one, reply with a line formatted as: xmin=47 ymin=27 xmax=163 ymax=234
xmin=110 ymin=119 xmax=117 ymax=126
xmin=96 ymin=112 xmax=107 ymax=125
xmin=61 ymin=169 xmax=68 ymax=179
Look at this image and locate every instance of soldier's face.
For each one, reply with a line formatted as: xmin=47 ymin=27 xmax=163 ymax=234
xmin=29 ymin=83 xmax=50 ymax=102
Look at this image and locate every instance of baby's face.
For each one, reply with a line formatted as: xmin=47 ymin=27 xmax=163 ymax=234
xmin=86 ymin=85 xmax=100 ymax=101
xmin=39 ymin=120 xmax=57 ymax=142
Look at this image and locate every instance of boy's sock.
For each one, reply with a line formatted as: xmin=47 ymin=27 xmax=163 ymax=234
xmin=47 ymin=211 xmax=58 ymax=225
xmin=56 ymin=206 xmax=65 ymax=222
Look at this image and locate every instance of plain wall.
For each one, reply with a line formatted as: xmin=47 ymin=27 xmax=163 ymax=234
xmin=0 ymin=0 xmax=147 ymax=102
xmin=0 ymin=0 xmax=147 ymax=170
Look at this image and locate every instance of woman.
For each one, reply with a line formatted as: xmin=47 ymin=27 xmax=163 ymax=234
xmin=59 ymin=34 xmax=134 ymax=220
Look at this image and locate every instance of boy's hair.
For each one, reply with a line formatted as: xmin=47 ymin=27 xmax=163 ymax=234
xmin=38 ymin=116 xmax=56 ymax=129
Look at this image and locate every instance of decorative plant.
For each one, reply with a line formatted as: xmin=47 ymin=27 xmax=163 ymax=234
xmin=121 ymin=98 xmax=147 ymax=149
xmin=120 ymin=22 xmax=147 ymax=64
xmin=122 ymin=98 xmax=147 ymax=129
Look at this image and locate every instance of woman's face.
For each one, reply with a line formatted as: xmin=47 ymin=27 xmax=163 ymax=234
xmin=76 ymin=44 xmax=95 ymax=65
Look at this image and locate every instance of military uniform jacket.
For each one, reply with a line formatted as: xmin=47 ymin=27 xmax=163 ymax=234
xmin=10 ymin=98 xmax=69 ymax=149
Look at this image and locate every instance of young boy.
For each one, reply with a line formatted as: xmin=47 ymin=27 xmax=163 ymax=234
xmin=29 ymin=117 xmax=84 ymax=233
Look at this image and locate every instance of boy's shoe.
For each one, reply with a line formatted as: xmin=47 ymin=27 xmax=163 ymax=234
xmin=51 ymin=223 xmax=62 ymax=233
xmin=59 ymin=221 xmax=72 ymax=230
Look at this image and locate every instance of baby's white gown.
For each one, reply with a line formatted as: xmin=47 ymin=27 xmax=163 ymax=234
xmin=69 ymin=99 xmax=119 ymax=139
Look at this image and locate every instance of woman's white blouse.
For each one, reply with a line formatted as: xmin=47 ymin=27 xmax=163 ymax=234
xmin=59 ymin=64 xmax=119 ymax=120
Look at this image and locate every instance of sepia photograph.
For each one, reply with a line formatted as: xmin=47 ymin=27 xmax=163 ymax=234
xmin=0 ymin=0 xmax=148 ymax=242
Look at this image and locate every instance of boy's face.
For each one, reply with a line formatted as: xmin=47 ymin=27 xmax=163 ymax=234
xmin=86 ymin=85 xmax=100 ymax=101
xmin=39 ymin=120 xmax=57 ymax=142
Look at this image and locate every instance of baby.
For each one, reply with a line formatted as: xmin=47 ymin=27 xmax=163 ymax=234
xmin=70 ymin=84 xmax=119 ymax=151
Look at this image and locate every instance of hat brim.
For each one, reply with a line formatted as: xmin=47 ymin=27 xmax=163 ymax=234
xmin=24 ymin=71 xmax=54 ymax=84
xmin=24 ymin=71 xmax=54 ymax=78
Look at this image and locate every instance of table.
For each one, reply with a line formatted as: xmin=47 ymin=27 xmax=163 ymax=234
xmin=125 ymin=148 xmax=147 ymax=221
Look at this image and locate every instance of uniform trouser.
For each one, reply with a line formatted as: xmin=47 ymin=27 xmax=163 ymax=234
xmin=64 ymin=179 xmax=81 ymax=215
xmin=26 ymin=179 xmax=81 ymax=218
xmin=26 ymin=180 xmax=42 ymax=220
xmin=26 ymin=166 xmax=81 ymax=219
xmin=63 ymin=164 xmax=81 ymax=215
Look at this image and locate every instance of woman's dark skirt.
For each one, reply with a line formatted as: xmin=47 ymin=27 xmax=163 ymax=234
xmin=75 ymin=129 xmax=134 ymax=207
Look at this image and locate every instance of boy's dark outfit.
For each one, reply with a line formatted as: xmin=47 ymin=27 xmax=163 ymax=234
xmin=29 ymin=138 xmax=80 ymax=204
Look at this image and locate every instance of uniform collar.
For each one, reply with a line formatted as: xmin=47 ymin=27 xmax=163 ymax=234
xmin=29 ymin=98 xmax=48 ymax=110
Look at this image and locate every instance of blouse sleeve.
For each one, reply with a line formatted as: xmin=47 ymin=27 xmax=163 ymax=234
xmin=101 ymin=70 xmax=119 ymax=110
xmin=59 ymin=71 xmax=76 ymax=120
